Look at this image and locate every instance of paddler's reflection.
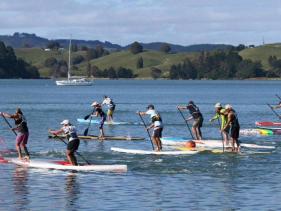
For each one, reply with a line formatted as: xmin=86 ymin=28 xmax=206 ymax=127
xmin=13 ymin=165 xmax=30 ymax=210
xmin=65 ymin=173 xmax=80 ymax=209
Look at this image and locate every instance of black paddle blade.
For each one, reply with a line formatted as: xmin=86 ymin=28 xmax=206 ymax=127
xmin=83 ymin=128 xmax=89 ymax=136
xmin=84 ymin=114 xmax=91 ymax=120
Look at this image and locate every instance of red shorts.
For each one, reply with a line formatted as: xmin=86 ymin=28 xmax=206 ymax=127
xmin=16 ymin=133 xmax=29 ymax=146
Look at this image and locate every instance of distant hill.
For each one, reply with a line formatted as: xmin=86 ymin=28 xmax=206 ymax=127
xmin=239 ymin=44 xmax=281 ymax=70
xmin=1 ymin=32 xmax=233 ymax=53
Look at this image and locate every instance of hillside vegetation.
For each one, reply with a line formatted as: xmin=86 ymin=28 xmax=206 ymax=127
xmin=239 ymin=44 xmax=281 ymax=70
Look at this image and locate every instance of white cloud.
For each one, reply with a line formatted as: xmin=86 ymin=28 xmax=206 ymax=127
xmin=0 ymin=0 xmax=281 ymax=45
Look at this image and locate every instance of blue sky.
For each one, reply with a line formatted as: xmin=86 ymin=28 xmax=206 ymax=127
xmin=0 ymin=0 xmax=281 ymax=46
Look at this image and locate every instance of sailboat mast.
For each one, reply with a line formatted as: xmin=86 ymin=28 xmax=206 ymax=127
xmin=68 ymin=38 xmax=71 ymax=80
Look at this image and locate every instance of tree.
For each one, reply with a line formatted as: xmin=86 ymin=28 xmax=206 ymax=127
xmin=136 ymin=57 xmax=143 ymax=69
xmin=117 ymin=67 xmax=134 ymax=78
xmin=71 ymin=43 xmax=78 ymax=52
xmin=72 ymin=55 xmax=84 ymax=65
xmin=44 ymin=57 xmax=57 ymax=67
xmin=46 ymin=41 xmax=60 ymax=50
xmin=160 ymin=43 xmax=171 ymax=53
xmin=107 ymin=67 xmax=117 ymax=79
xmin=151 ymin=67 xmax=162 ymax=79
xmin=130 ymin=42 xmax=143 ymax=54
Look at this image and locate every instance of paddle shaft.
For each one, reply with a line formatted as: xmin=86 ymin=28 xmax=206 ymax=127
xmin=276 ymin=94 xmax=281 ymax=101
xmin=1 ymin=115 xmax=17 ymax=136
xmin=138 ymin=113 xmax=154 ymax=150
xmin=217 ymin=118 xmax=225 ymax=152
xmin=267 ymin=103 xmax=280 ymax=119
xmin=55 ymin=135 xmax=91 ymax=165
xmin=177 ymin=108 xmax=195 ymax=139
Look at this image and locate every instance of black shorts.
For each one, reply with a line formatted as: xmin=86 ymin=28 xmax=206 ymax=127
xmin=67 ymin=139 xmax=80 ymax=152
xmin=153 ymin=127 xmax=163 ymax=138
xmin=193 ymin=116 xmax=203 ymax=128
xmin=231 ymin=126 xmax=240 ymax=139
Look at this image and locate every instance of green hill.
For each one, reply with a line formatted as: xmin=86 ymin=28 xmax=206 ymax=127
xmin=239 ymin=44 xmax=281 ymax=70
xmin=15 ymin=48 xmax=196 ymax=78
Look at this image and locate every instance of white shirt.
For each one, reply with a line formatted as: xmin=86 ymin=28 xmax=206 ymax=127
xmin=146 ymin=109 xmax=163 ymax=128
xmin=102 ymin=97 xmax=112 ymax=105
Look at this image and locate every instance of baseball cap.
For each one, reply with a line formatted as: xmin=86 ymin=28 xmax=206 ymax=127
xmin=215 ymin=102 xmax=222 ymax=108
xmin=60 ymin=119 xmax=70 ymax=125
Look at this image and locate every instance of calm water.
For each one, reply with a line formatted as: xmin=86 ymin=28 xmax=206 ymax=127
xmin=0 ymin=79 xmax=280 ymax=210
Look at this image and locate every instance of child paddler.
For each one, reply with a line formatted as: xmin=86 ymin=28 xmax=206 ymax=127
xmin=102 ymin=96 xmax=116 ymax=123
xmin=49 ymin=120 xmax=80 ymax=166
xmin=210 ymin=103 xmax=230 ymax=147
xmin=138 ymin=104 xmax=163 ymax=151
xmin=91 ymin=101 xmax=106 ymax=139
xmin=0 ymin=108 xmax=30 ymax=161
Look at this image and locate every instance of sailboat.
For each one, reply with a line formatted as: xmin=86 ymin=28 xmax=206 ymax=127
xmin=56 ymin=38 xmax=93 ymax=86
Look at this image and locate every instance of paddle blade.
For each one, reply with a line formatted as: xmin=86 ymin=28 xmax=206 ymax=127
xmin=84 ymin=114 xmax=91 ymax=120
xmin=83 ymin=128 xmax=89 ymax=136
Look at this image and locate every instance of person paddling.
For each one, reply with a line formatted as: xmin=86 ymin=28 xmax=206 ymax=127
xmin=0 ymin=108 xmax=30 ymax=161
xmin=138 ymin=104 xmax=163 ymax=151
xmin=49 ymin=120 xmax=80 ymax=166
xmin=210 ymin=103 xmax=230 ymax=147
xmin=178 ymin=101 xmax=204 ymax=140
xmin=91 ymin=101 xmax=106 ymax=139
xmin=102 ymin=96 xmax=116 ymax=123
xmin=222 ymin=104 xmax=240 ymax=152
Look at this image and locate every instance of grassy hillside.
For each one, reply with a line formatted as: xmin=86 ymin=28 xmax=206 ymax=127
xmin=239 ymin=44 xmax=281 ymax=70
xmin=15 ymin=48 xmax=196 ymax=78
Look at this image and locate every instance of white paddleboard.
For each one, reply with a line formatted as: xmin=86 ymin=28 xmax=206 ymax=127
xmin=160 ymin=137 xmax=274 ymax=149
xmin=9 ymin=158 xmax=127 ymax=172
xmin=111 ymin=147 xmax=199 ymax=155
xmin=77 ymin=118 xmax=140 ymax=125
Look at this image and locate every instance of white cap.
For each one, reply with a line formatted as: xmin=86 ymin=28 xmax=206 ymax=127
xmin=60 ymin=119 xmax=70 ymax=125
xmin=215 ymin=102 xmax=222 ymax=108
xmin=225 ymin=104 xmax=232 ymax=110
xmin=91 ymin=101 xmax=98 ymax=107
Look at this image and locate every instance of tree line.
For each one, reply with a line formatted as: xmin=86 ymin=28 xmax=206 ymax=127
xmin=0 ymin=41 xmax=39 ymax=78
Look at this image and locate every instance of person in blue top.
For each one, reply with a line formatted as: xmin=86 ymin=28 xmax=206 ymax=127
xmin=49 ymin=120 xmax=80 ymax=166
xmin=178 ymin=101 xmax=204 ymax=140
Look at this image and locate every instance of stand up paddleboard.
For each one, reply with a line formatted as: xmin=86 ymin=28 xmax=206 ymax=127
xmin=111 ymin=147 xmax=199 ymax=155
xmin=9 ymin=158 xmax=127 ymax=172
xmin=48 ymin=134 xmax=145 ymax=141
xmin=255 ymin=121 xmax=281 ymax=127
xmin=77 ymin=119 xmax=142 ymax=125
xmin=160 ymin=137 xmax=275 ymax=149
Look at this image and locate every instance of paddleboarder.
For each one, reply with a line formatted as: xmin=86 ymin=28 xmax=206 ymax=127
xmin=0 ymin=108 xmax=30 ymax=161
xmin=91 ymin=101 xmax=106 ymax=139
xmin=222 ymin=104 xmax=240 ymax=152
xmin=210 ymin=103 xmax=230 ymax=146
xmin=49 ymin=120 xmax=80 ymax=166
xmin=178 ymin=101 xmax=204 ymax=140
xmin=138 ymin=104 xmax=163 ymax=151
xmin=102 ymin=96 xmax=116 ymax=123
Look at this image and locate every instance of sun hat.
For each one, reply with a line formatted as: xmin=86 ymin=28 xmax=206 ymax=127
xmin=60 ymin=119 xmax=70 ymax=125
xmin=215 ymin=102 xmax=222 ymax=108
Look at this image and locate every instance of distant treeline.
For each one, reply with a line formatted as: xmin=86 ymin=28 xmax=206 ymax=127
xmin=0 ymin=41 xmax=39 ymax=78
xmin=168 ymin=49 xmax=278 ymax=79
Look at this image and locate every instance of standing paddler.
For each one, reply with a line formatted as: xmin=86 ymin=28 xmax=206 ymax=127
xmin=222 ymin=104 xmax=240 ymax=152
xmin=102 ymin=96 xmax=116 ymax=123
xmin=138 ymin=104 xmax=163 ymax=151
xmin=178 ymin=101 xmax=204 ymax=140
xmin=49 ymin=120 xmax=80 ymax=166
xmin=91 ymin=101 xmax=106 ymax=139
xmin=210 ymin=103 xmax=230 ymax=147
xmin=0 ymin=108 xmax=30 ymax=161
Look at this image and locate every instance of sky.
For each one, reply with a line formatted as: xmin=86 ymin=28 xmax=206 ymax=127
xmin=0 ymin=0 xmax=281 ymax=46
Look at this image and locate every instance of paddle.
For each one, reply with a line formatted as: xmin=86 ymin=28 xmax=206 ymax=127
xmin=83 ymin=114 xmax=93 ymax=136
xmin=267 ymin=103 xmax=281 ymax=119
xmin=177 ymin=107 xmax=195 ymax=139
xmin=84 ymin=113 xmax=92 ymax=120
xmin=217 ymin=118 xmax=225 ymax=153
xmin=1 ymin=114 xmax=17 ymax=136
xmin=138 ymin=113 xmax=154 ymax=150
xmin=53 ymin=134 xmax=91 ymax=165
xmin=275 ymin=94 xmax=281 ymax=101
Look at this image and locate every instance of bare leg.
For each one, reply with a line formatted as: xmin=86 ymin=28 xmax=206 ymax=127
xmin=99 ymin=128 xmax=105 ymax=140
xmin=192 ymin=127 xmax=198 ymax=140
xmin=22 ymin=144 xmax=30 ymax=160
xmin=197 ymin=127 xmax=203 ymax=140
xmin=16 ymin=144 xmax=23 ymax=159
xmin=155 ymin=137 xmax=162 ymax=151
xmin=66 ymin=150 xmax=78 ymax=166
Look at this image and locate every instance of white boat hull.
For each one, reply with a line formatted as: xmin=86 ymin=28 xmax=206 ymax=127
xmin=56 ymin=79 xmax=93 ymax=86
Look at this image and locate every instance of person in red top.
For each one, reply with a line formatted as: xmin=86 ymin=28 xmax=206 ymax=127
xmin=0 ymin=108 xmax=30 ymax=160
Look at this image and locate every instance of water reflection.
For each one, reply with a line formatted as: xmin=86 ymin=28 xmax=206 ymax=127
xmin=65 ymin=173 xmax=80 ymax=210
xmin=13 ymin=166 xmax=30 ymax=210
